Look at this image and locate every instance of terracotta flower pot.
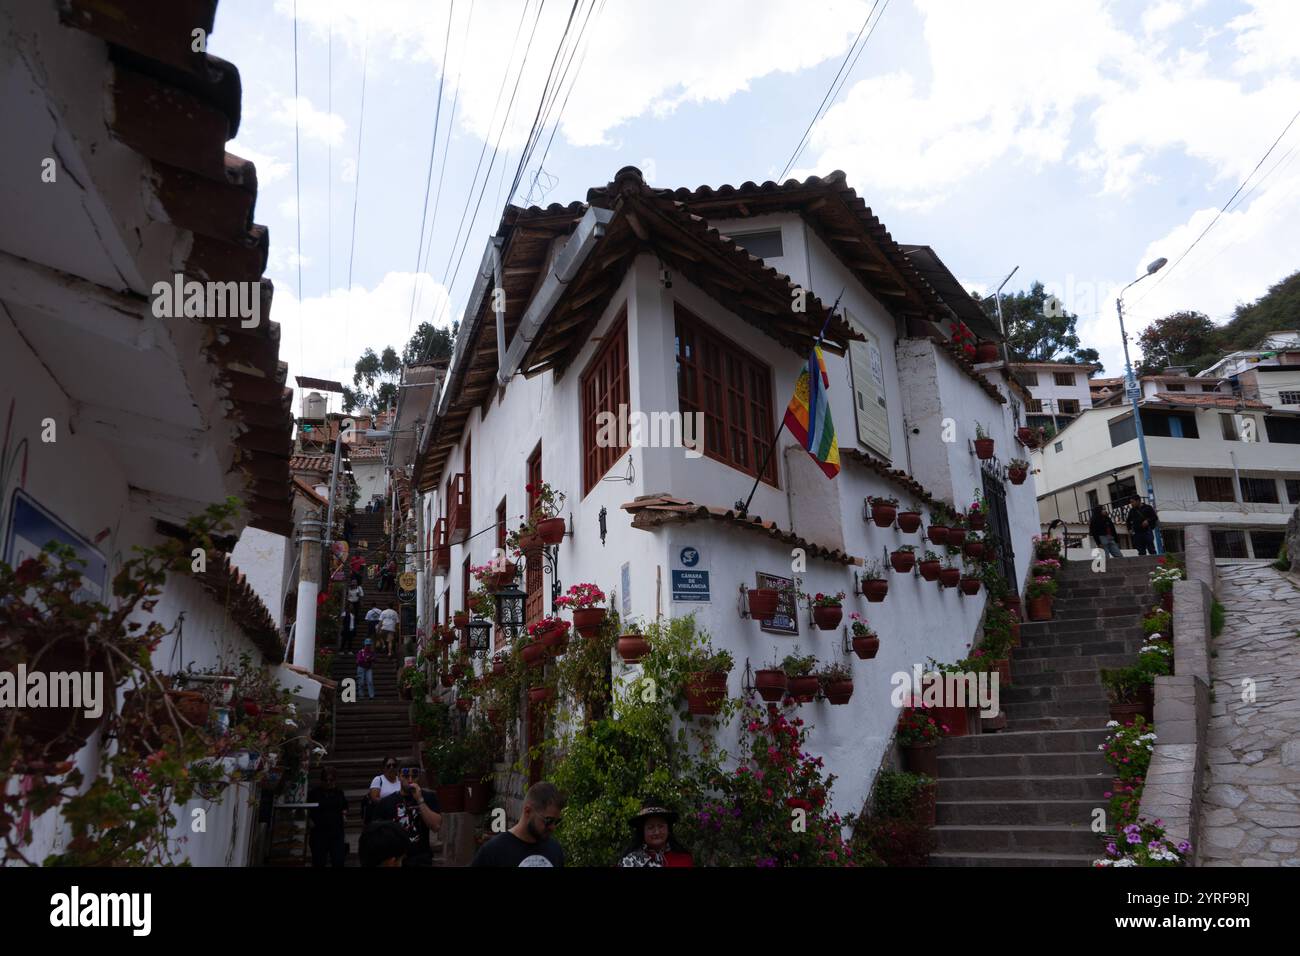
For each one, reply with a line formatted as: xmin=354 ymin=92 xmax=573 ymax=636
xmin=492 ymin=659 xmax=506 ymax=677
xmin=450 ymin=663 xmax=467 ymax=679
xmin=974 ymin=437 xmax=995 ymax=459
xmin=685 ymin=671 xmax=728 ymax=715
xmin=528 ymin=686 xmax=554 ymax=705
xmin=1017 ymin=426 xmax=1039 ymax=448
xmin=959 ymin=577 xmax=981 ymax=595
xmin=1109 ymin=700 xmax=1150 ymax=726
xmin=975 ymin=342 xmax=999 ymax=363
xmin=851 ymin=634 xmax=880 ymax=660
xmin=537 ymin=622 xmax=569 ymax=651
xmin=747 ymin=588 xmax=780 ymax=619
xmin=890 ymin=549 xmax=916 ymax=573
xmin=1009 ymin=620 xmax=1021 ymax=646
xmin=963 ymin=541 xmax=984 ymax=559
xmin=947 ymin=527 xmax=968 ymax=546
xmin=870 ymin=503 xmax=897 ymax=528
xmin=572 ymin=607 xmax=607 ymax=637
xmin=902 ymin=743 xmax=939 ymax=777
xmin=455 ymin=697 xmax=473 ymax=713
xmin=520 ymin=642 xmax=546 ymax=668
xmin=1027 ymin=595 xmax=1053 ymax=620
xmin=171 ymin=690 xmax=210 ymax=727
xmin=939 ymin=568 xmax=961 ymax=588
xmin=812 ymin=604 xmax=843 ymax=630
xmin=1008 ymin=468 xmax=1027 ymax=485
xmin=516 ymin=532 xmax=544 ymax=553
xmin=933 ymin=705 xmax=971 ymax=737
xmin=485 ymin=562 xmax=518 ymax=591
xmin=463 ymin=776 xmax=493 ymax=814
xmin=537 ymin=517 xmax=566 ymax=545
xmin=616 ymin=635 xmax=650 ymax=663
xmin=487 ymin=708 xmax=502 ymax=726
xmin=755 ymin=669 xmax=788 ymax=703
xmin=436 ymin=783 xmax=466 ymax=813
xmin=918 ymin=560 xmax=941 ymax=581
xmin=928 ymin=525 xmax=950 ymax=545
xmin=862 ymin=578 xmax=889 ymax=602
xmin=453 ymin=612 xmax=469 ymax=628
xmin=824 ymin=680 xmax=854 ymax=705
xmin=1160 ymin=591 xmax=1173 ymax=613
xmin=439 ymin=671 xmax=451 ymax=687
xmin=787 ymin=675 xmax=819 ymax=703
xmin=968 ymin=511 xmax=986 ymax=531
xmin=897 ymin=511 xmax=922 ymax=533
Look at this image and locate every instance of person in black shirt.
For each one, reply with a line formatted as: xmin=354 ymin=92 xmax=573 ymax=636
xmin=359 ymin=821 xmax=408 ymax=867
xmin=1125 ymin=495 xmax=1160 ymax=555
xmin=472 ymin=781 xmax=566 ymax=867
xmin=375 ymin=764 xmax=442 ymax=866
xmin=307 ymin=766 xmax=348 ymax=867
xmin=1089 ymin=507 xmax=1123 ymax=558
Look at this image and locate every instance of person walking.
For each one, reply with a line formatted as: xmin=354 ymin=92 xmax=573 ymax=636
xmin=307 ymin=766 xmax=348 ymax=867
xmin=363 ymin=756 xmax=402 ymax=825
xmin=380 ymin=557 xmax=397 ymax=592
xmin=347 ymin=580 xmax=364 ymax=618
xmin=1126 ymin=495 xmax=1160 ymax=555
xmin=365 ymin=606 xmax=382 ymax=643
xmin=374 ymin=764 xmax=442 ymax=867
xmin=617 ymin=799 xmax=693 ymax=867
xmin=471 ymin=782 xmax=566 ymax=867
xmin=356 ymin=639 xmax=377 ymax=700
xmin=1089 ymin=507 xmax=1124 ymax=559
xmin=339 ymin=606 xmax=358 ymax=652
xmin=378 ymin=603 xmax=400 ymax=656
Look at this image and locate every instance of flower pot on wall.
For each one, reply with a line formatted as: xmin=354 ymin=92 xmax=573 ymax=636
xmin=1008 ymin=468 xmax=1027 ymax=485
xmin=939 ymin=568 xmax=961 ymax=588
xmin=572 ymin=607 xmax=607 ymax=637
xmin=747 ymin=588 xmax=780 ymax=619
xmin=537 ymin=517 xmax=566 ymax=544
xmin=933 ymin=706 xmax=971 ymax=737
xmin=974 ymin=438 xmax=995 ymax=459
xmin=685 ymin=672 xmax=728 ymax=716
xmin=946 ymin=527 xmax=968 ymax=546
xmin=787 ymin=675 xmax=819 ymax=703
xmin=890 ymin=550 xmax=916 ymax=573
xmin=755 ymin=669 xmax=787 ymax=703
xmin=453 ymin=612 xmax=469 ymax=628
xmin=516 ymin=532 xmax=544 ymax=553
xmin=1027 ymin=596 xmax=1053 ymax=620
xmin=528 ymin=686 xmax=554 ymax=705
xmin=852 ymin=635 xmax=880 ymax=660
xmin=897 ymin=511 xmax=922 ymax=533
xmin=959 ymin=577 xmax=981 ymax=595
xmin=927 ymin=525 xmax=950 ymax=545
xmin=521 ymin=643 xmax=546 ymax=669
xmin=812 ymin=605 xmax=843 ymax=630
xmin=975 ymin=342 xmax=999 ymax=363
xmin=616 ymin=635 xmax=650 ymax=663
xmin=456 ymin=697 xmax=473 ymax=713
xmin=1017 ymin=426 xmax=1039 ymax=448
xmin=963 ymin=541 xmax=984 ymax=559
xmin=902 ymin=743 xmax=939 ymax=777
xmin=870 ymin=503 xmax=897 ymax=528
xmin=824 ymin=680 xmax=854 ymax=705
xmin=968 ymin=512 xmax=986 ymax=531
xmin=918 ymin=560 xmax=941 ymax=582
xmin=862 ymin=579 xmax=889 ymax=603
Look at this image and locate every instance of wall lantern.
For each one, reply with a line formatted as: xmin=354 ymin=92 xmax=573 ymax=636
xmin=466 ymin=617 xmax=492 ymax=652
xmin=494 ymin=583 xmax=527 ymax=641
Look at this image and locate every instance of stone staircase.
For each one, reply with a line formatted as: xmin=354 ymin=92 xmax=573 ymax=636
xmin=344 ymin=508 xmax=402 ymax=646
xmin=931 ymin=555 xmax=1164 ymax=866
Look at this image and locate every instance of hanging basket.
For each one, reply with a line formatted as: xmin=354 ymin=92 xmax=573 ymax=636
xmin=862 ymin=579 xmax=889 ymax=603
xmin=963 ymin=541 xmax=984 ymax=559
xmin=685 ymin=671 xmax=728 ymax=715
xmin=521 ymin=642 xmax=547 ymax=669
xmin=1017 ymin=427 xmax=1039 ymax=448
xmin=537 ymin=517 xmax=566 ymax=545
xmin=852 ymin=634 xmax=880 ymax=660
xmin=968 ymin=512 xmax=986 ymax=531
xmin=870 ymin=503 xmax=897 ymax=528
xmin=928 ymin=525 xmax=950 ymax=545
xmin=975 ymin=342 xmax=999 ymax=363
xmin=453 ymin=612 xmax=469 ymax=629
xmin=516 ymin=532 xmax=544 ymax=553
xmin=572 ymin=607 xmax=607 ymax=637
xmin=946 ymin=527 xmax=968 ymax=546
xmin=812 ymin=604 xmax=843 ymax=630
xmin=528 ymin=686 xmax=555 ymax=705
xmin=939 ymin=568 xmax=961 ymax=588
xmin=616 ymin=635 xmax=650 ymax=663
xmin=455 ymin=697 xmax=473 ymax=713
xmin=890 ymin=549 xmax=916 ymax=573
xmin=787 ymin=675 xmax=819 ymax=703
xmin=1008 ymin=468 xmax=1027 ymax=486
xmin=824 ymin=680 xmax=854 ymax=705
xmin=896 ymin=511 xmax=922 ymax=533
xmin=746 ymin=588 xmax=780 ymax=619
xmin=959 ymin=577 xmax=981 ymax=595
xmin=974 ymin=438 xmax=995 ymax=459
xmin=918 ymin=560 xmax=942 ymax=581
xmin=755 ymin=669 xmax=787 ymax=703
xmin=484 ymin=562 xmax=518 ymax=591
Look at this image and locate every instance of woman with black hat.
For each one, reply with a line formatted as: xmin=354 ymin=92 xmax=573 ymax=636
xmin=617 ymin=799 xmax=693 ymax=867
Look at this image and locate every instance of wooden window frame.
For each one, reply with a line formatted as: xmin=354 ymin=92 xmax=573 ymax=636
xmin=1194 ymin=475 xmax=1235 ymax=503
xmin=674 ymin=303 xmax=777 ymax=487
xmin=1053 ymin=371 xmax=1076 ymax=387
xmin=580 ymin=311 xmax=630 ymax=497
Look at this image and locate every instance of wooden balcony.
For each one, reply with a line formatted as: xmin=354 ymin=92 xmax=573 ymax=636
xmin=430 ymin=517 xmax=450 ymax=575
xmin=446 ymin=473 xmax=471 ymax=545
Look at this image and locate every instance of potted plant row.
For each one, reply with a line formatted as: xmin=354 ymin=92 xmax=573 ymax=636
xmin=849 ymin=614 xmax=880 ymax=660
xmin=1008 ymin=458 xmax=1029 ymax=485
xmin=804 ymin=590 xmax=845 ymax=630
xmin=861 ymin=562 xmax=888 ymax=602
xmin=973 ymin=422 xmax=995 ymax=460
xmin=555 ymin=582 xmax=607 ymax=637
xmin=1025 ymin=575 xmax=1058 ymax=621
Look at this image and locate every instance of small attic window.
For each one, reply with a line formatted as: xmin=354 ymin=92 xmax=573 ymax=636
xmin=730 ymin=229 xmax=784 ymax=259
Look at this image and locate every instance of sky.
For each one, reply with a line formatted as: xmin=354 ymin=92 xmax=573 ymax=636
xmin=208 ymin=0 xmax=1300 ymax=408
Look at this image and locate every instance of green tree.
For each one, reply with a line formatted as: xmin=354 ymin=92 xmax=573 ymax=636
xmin=974 ymin=282 xmax=1101 ymax=368
xmin=1136 ymin=310 xmax=1217 ymax=375
xmin=341 ymin=321 xmax=456 ymax=413
xmin=403 ymin=321 xmax=456 ymax=365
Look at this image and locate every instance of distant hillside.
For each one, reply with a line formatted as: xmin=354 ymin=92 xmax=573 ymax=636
xmin=1210 ymin=269 xmax=1300 ymax=359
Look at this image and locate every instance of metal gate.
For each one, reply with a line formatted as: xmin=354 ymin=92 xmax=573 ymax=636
xmin=982 ymin=465 xmax=1018 ymax=598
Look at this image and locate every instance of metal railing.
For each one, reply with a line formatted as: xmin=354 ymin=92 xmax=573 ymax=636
xmin=1077 ymin=496 xmax=1153 ymax=525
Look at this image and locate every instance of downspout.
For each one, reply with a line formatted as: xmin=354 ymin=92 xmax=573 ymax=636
xmin=491 ymin=236 xmax=507 ymax=387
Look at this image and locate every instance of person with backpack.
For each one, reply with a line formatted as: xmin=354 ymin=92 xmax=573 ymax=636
xmin=356 ymin=638 xmax=377 ymax=699
xmin=1126 ymin=495 xmax=1161 ymax=556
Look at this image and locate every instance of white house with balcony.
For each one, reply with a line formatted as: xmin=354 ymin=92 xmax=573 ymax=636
xmin=1009 ymin=361 xmax=1100 ymax=434
xmin=1033 ymin=387 xmax=1300 ymax=560
xmin=1197 ymin=331 xmax=1300 ymax=410
xmin=398 ymin=167 xmax=1041 ymax=822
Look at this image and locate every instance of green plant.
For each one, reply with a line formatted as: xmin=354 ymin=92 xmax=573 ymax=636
xmin=801 ymin=590 xmax=845 ymax=607
xmin=1009 ymin=457 xmax=1030 ymax=470
xmin=1149 ymin=564 xmax=1184 ymax=594
xmin=819 ymin=661 xmax=852 ymax=685
xmin=1210 ymin=599 xmax=1225 ymax=637
xmin=1142 ymin=607 xmax=1172 ymax=637
xmin=1025 ymin=576 xmax=1058 ymax=600
xmin=896 ymin=708 xmax=944 ymax=747
xmin=974 ymin=422 xmax=990 ymax=440
xmin=551 ymin=607 xmax=619 ymax=722
xmin=921 ymin=549 xmax=941 ymax=562
xmin=893 ymin=544 xmax=916 ymax=554
xmin=872 ymin=769 xmax=934 ymax=821
xmin=781 ymin=652 xmax=817 ymax=677
xmin=848 ymin=613 xmax=875 ymax=637
xmin=868 ymin=495 xmax=900 ymax=508
xmin=861 ymin=560 xmax=884 ymax=580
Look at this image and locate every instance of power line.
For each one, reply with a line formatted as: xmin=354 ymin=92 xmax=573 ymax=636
xmin=1135 ymin=103 xmax=1300 ymax=305
xmin=406 ymin=0 xmax=457 ymax=345
xmin=344 ymin=38 xmax=371 ymax=368
xmin=778 ymin=0 xmax=888 ymax=182
xmin=292 ymin=0 xmax=304 ymax=378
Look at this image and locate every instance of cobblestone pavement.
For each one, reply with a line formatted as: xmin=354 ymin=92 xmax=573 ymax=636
xmin=1199 ymin=563 xmax=1300 ymax=866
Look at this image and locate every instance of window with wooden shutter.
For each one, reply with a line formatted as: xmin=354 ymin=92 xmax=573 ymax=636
xmin=845 ymin=309 xmax=891 ymax=461
xmin=673 ymin=303 xmax=776 ymax=485
xmin=581 ymin=312 xmax=629 ymax=496
xmin=525 ymin=445 xmax=544 ymax=623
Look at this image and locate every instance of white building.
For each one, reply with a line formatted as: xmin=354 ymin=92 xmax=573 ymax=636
xmin=1 ymin=1 xmax=309 ymax=865
xmin=1197 ymin=331 xmax=1300 ymax=410
xmin=1009 ymin=361 xmax=1101 ymax=434
xmin=401 ymin=168 xmax=1041 ymax=821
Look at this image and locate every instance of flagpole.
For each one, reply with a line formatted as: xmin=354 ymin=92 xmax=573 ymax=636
xmin=735 ymin=288 xmax=845 ymax=518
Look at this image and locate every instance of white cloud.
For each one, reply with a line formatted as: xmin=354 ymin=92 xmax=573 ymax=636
xmin=1230 ymin=0 xmax=1300 ymax=74
xmin=278 ymin=0 xmax=874 ymax=149
xmin=227 ymin=139 xmax=292 ymax=184
xmin=1143 ymin=0 xmax=1206 ymax=36
xmin=269 ymin=95 xmax=347 ymax=147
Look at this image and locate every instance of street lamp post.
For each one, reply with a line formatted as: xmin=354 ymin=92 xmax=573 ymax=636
xmin=994 ymin=265 xmax=1019 ymax=364
xmin=1116 ymin=256 xmax=1168 ymax=555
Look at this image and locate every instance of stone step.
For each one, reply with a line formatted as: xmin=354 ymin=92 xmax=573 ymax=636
xmin=938 ymin=750 xmax=1108 ymax=777
xmin=1012 ymin=654 xmax=1133 ymax=676
xmin=1015 ymin=640 xmax=1136 ymax=660
xmin=940 ymin=727 xmax=1108 ymax=755
xmin=1003 ymin=684 xmax=1107 ymax=705
xmin=933 ymin=824 xmax=1106 ymax=854
xmin=930 ymin=850 xmax=1097 ymax=867
xmin=1002 ymin=668 xmax=1104 ymax=690
xmin=936 ymin=799 xmax=1101 ymax=826
xmin=1005 ymin=698 xmax=1110 ymax=720
xmin=1020 ymin=616 xmax=1141 ymax=636
xmin=937 ymin=773 xmax=1109 ymax=801
xmin=1006 ymin=715 xmax=1110 ymax=732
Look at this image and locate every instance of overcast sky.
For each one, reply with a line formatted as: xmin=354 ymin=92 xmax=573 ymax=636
xmin=210 ymin=0 xmax=1300 ymax=405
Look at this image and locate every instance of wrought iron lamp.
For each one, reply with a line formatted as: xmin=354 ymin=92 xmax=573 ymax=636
xmin=466 ymin=617 xmax=492 ymax=652
xmin=495 ymin=582 xmax=527 ymax=641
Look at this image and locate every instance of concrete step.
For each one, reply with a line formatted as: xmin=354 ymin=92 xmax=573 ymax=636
xmin=938 ymin=750 xmax=1108 ymax=777
xmin=937 ymin=773 xmax=1109 ymax=801
xmin=940 ymin=727 xmax=1108 ymax=755
xmin=1012 ymin=654 xmax=1133 ymax=676
xmin=1014 ymin=640 xmax=1136 ymax=660
xmin=1002 ymin=668 xmax=1104 ymax=690
xmin=1006 ymin=715 xmax=1110 ymax=732
xmin=936 ymin=799 xmax=1101 ymax=826
xmin=1003 ymin=684 xmax=1107 ymax=705
xmin=933 ymin=824 xmax=1106 ymax=854
xmin=931 ymin=850 xmax=1097 ymax=867
xmin=1004 ymin=699 xmax=1110 ymax=720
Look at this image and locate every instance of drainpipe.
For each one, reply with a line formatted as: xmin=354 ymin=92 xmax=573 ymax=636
xmin=491 ymin=236 xmax=507 ymax=387
xmin=292 ymin=517 xmax=325 ymax=671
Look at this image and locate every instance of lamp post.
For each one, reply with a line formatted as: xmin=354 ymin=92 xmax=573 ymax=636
xmin=994 ymin=265 xmax=1019 ymax=365
xmin=1116 ymin=256 xmax=1167 ymax=554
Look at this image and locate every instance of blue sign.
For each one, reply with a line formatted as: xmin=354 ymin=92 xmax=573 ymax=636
xmin=671 ymin=569 xmax=710 ymax=602
xmin=679 ymin=546 xmax=700 ymax=567
xmin=4 ymin=489 xmax=107 ymax=603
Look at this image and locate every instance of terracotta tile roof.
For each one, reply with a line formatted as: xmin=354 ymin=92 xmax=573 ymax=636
xmin=840 ymin=449 xmax=940 ymax=506
xmin=292 ymin=477 xmax=327 ymax=506
xmin=1151 ymin=392 xmax=1270 ymax=409
xmin=60 ymin=0 xmax=294 ymax=537
xmin=349 ymin=445 xmax=385 ymax=460
xmin=620 ymin=495 xmax=858 ymax=565
xmin=290 ymin=454 xmax=334 ymax=474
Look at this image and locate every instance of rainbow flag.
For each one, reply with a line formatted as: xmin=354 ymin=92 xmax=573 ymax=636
xmin=783 ymin=345 xmax=840 ymax=479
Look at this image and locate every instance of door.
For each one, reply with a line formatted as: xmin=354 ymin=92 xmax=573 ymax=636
xmin=525 ymin=444 xmax=544 ymax=623
xmin=982 ymin=465 xmax=1017 ymax=598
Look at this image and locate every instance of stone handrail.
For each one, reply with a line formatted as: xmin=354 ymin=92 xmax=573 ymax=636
xmin=1138 ymin=524 xmax=1213 ymax=865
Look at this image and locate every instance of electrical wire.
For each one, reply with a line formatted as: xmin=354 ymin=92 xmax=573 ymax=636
xmin=292 ymin=0 xmax=304 ymax=378
xmin=344 ymin=38 xmax=371 ymax=365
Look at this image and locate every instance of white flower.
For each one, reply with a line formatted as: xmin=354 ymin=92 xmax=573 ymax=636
xmin=1106 ymin=720 xmax=1120 ymax=728
xmin=1113 ymin=857 xmax=1137 ymax=867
